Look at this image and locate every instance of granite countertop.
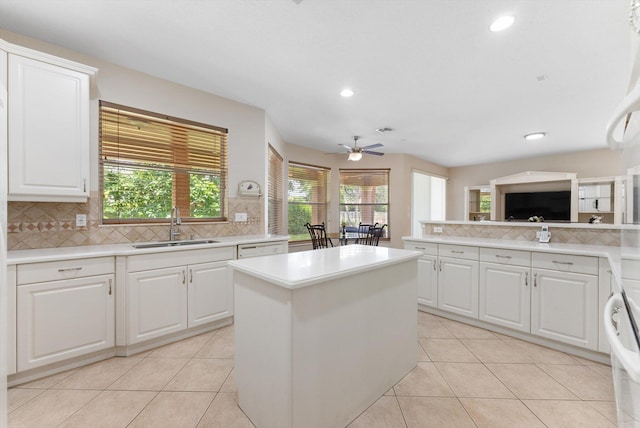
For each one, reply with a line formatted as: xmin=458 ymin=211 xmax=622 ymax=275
xmin=228 ymin=245 xmax=421 ymax=290
xmin=7 ymin=234 xmax=290 ymax=265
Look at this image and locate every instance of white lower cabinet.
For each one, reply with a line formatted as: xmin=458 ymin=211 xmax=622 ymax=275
xmin=404 ymin=241 xmax=438 ymax=308
xmin=127 ymin=266 xmax=188 ymax=344
xmin=126 ymin=247 xmax=235 ymax=345
xmin=17 ymin=274 xmax=115 ymax=371
xmin=438 ymin=256 xmax=479 ymax=319
xmin=479 ymin=262 xmax=530 ymax=332
xmin=531 ymin=267 xmax=598 ymax=350
xmin=188 ymin=261 xmax=232 ymax=327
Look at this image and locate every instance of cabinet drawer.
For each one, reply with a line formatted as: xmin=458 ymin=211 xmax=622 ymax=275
xmin=480 ymin=248 xmax=530 ymax=267
xmin=404 ymin=241 xmax=437 ymax=256
xmin=531 ymin=252 xmax=598 ymax=275
xmin=17 ymin=257 xmax=114 ymax=285
xmin=438 ymin=244 xmax=478 ymax=260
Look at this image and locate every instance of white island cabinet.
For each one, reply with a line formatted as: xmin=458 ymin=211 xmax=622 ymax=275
xmin=229 ymin=245 xmax=420 ymax=428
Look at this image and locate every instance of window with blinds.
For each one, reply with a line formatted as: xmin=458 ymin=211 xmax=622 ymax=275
xmin=288 ymin=162 xmax=330 ymax=241
xmin=99 ymin=101 xmax=228 ymax=223
xmin=340 ymin=169 xmax=390 ymax=237
xmin=268 ymin=145 xmax=284 ymax=235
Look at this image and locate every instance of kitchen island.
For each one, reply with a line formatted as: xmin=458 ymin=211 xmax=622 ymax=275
xmin=228 ymin=245 xmax=420 ymax=428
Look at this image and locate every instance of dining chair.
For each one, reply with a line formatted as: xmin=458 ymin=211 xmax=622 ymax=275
xmin=355 ymin=223 xmax=377 ymax=245
xmin=304 ymin=222 xmax=334 ymax=249
xmin=367 ymin=223 xmax=387 ymax=246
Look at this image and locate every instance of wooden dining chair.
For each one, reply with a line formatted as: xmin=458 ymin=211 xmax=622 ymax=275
xmin=304 ymin=222 xmax=334 ymax=249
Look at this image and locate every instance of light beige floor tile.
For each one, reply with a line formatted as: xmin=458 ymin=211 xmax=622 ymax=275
xmin=8 ymin=389 xmax=99 ymax=428
xmin=55 ymin=357 xmax=143 ymax=390
xmin=164 ymin=358 xmax=234 ymax=391
xmin=462 ymin=339 xmax=531 ymax=363
xmin=460 ymin=398 xmax=545 ymax=428
xmin=393 ymin=362 xmax=454 ymax=397
xmin=417 ymin=321 xmax=456 ymax=339
xmin=417 ymin=311 xmax=443 ymax=322
xmin=17 ymin=368 xmax=77 ymax=389
xmin=347 ymin=395 xmax=406 ymax=428
xmin=537 ymin=364 xmax=615 ymax=401
xmin=587 ymin=401 xmax=619 ymax=424
xmin=435 ymin=362 xmax=515 ymax=398
xmin=196 ymin=326 xmax=235 ymax=358
xmin=107 ymin=358 xmax=189 ymax=391
xmin=523 ymin=399 xmax=616 ymax=428
xmin=398 ymin=396 xmax=475 ymax=428
xmin=441 ymin=320 xmax=498 ymax=339
xmin=508 ymin=339 xmax=581 ymax=364
xmin=384 ymin=388 xmax=395 ymax=396
xmin=486 ymin=363 xmax=576 ymax=399
xmin=148 ymin=333 xmax=212 ymax=359
xmin=419 ymin=338 xmax=479 ymax=363
xmin=57 ymin=390 xmax=156 ymax=428
xmin=416 ymin=341 xmax=430 ymax=361
xmin=7 ymin=388 xmax=44 ymax=412
xmin=197 ymin=392 xmax=255 ymax=428
xmin=220 ymin=369 xmax=237 ymax=393
xmin=129 ymin=391 xmax=215 ymax=428
xmin=587 ymin=362 xmax=614 ymax=379
xmin=131 ymin=349 xmax=155 ymax=358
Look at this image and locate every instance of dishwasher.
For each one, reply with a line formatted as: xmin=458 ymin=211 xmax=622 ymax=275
xmin=237 ymin=242 xmax=287 ymax=259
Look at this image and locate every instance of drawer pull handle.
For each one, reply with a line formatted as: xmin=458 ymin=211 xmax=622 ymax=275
xmin=534 ymin=272 xmax=538 ymax=287
xmin=433 ymin=259 xmax=437 ymax=271
xmin=182 ymin=270 xmax=186 ymax=285
xmin=451 ymin=250 xmax=464 ymax=254
xmin=552 ymin=260 xmax=574 ymax=265
xmin=58 ymin=267 xmax=82 ymax=272
xmin=495 ymin=255 xmax=512 ymax=259
xmin=525 ymin=271 xmax=528 ymax=286
xmin=190 ymin=269 xmax=193 ymax=283
xmin=108 ymin=278 xmax=112 ymax=295
xmin=439 ymin=260 xmax=442 ymax=272
xmin=242 ymin=246 xmax=257 ymax=250
xmin=415 ymin=246 xmax=426 ymax=250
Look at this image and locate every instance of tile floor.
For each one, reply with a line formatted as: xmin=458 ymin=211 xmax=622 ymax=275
xmin=7 ymin=312 xmax=618 ymax=428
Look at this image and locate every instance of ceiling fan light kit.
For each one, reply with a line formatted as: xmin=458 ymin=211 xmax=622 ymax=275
xmin=339 ymin=136 xmax=385 ymax=162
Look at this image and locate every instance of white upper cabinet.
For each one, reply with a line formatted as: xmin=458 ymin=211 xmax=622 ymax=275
xmin=4 ymin=41 xmax=96 ymax=202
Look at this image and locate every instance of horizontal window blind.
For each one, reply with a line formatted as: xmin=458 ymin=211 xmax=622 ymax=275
xmin=288 ymin=162 xmax=330 ymax=241
xmin=339 ymin=169 xmax=390 ymax=237
xmin=100 ymin=101 xmax=228 ymax=173
xmin=268 ymin=144 xmax=284 ymax=235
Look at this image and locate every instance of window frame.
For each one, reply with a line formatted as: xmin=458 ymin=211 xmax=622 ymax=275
xmin=339 ymin=169 xmax=390 ymax=238
xmin=268 ymin=144 xmax=284 ymax=235
xmin=99 ymin=101 xmax=228 ymax=224
xmin=288 ymin=161 xmax=331 ymax=242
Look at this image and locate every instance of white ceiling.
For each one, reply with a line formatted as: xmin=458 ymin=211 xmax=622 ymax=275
xmin=0 ymin=0 xmax=632 ymax=167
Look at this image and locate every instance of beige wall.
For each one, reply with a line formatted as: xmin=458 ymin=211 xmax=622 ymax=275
xmin=447 ymin=149 xmax=623 ymax=221
xmin=284 ymin=144 xmax=448 ymax=248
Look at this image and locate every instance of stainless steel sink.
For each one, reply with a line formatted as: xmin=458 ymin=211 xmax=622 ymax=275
xmin=133 ymin=239 xmax=219 ymax=249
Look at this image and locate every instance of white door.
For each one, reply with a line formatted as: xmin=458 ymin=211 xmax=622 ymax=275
xmin=479 ymin=262 xmax=530 ymax=332
xmin=127 ymin=266 xmax=187 ymax=344
xmin=531 ymin=268 xmax=598 ymax=350
xmin=8 ymin=54 xmax=89 ymax=200
xmin=17 ymin=274 xmax=114 ymax=371
xmin=417 ymin=255 xmax=438 ymax=308
xmin=188 ymin=261 xmax=232 ymax=327
xmin=438 ymin=257 xmax=479 ymax=318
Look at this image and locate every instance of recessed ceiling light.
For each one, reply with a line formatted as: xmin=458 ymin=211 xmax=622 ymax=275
xmin=340 ymin=88 xmax=354 ymax=98
xmin=524 ymin=132 xmax=546 ymax=141
xmin=490 ymin=15 xmax=515 ymax=32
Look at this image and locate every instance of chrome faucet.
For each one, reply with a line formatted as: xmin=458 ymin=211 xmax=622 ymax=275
xmin=170 ymin=206 xmax=181 ymax=241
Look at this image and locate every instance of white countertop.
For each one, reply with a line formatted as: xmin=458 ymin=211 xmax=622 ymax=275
xmin=7 ymin=234 xmax=289 ymax=265
xmin=228 ymin=245 xmax=422 ymax=290
xmin=418 ymin=220 xmax=636 ymax=230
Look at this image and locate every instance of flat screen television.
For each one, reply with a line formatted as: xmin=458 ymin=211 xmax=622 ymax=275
xmin=504 ymin=191 xmax=571 ymax=221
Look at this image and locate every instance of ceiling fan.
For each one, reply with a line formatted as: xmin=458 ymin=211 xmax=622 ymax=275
xmin=338 ymin=136 xmax=384 ymax=161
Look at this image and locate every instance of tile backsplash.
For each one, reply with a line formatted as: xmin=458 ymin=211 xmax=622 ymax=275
xmin=420 ymin=221 xmax=622 ymax=247
xmin=7 ymin=192 xmax=263 ymax=250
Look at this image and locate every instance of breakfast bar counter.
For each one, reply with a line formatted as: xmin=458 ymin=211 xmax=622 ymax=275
xmin=228 ymin=245 xmax=421 ymax=428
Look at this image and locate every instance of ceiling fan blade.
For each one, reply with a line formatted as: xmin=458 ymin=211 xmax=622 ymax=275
xmin=363 ymin=150 xmax=384 ymax=156
xmin=362 ymin=143 xmax=383 ymax=150
xmin=338 ymin=144 xmax=354 ymax=151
